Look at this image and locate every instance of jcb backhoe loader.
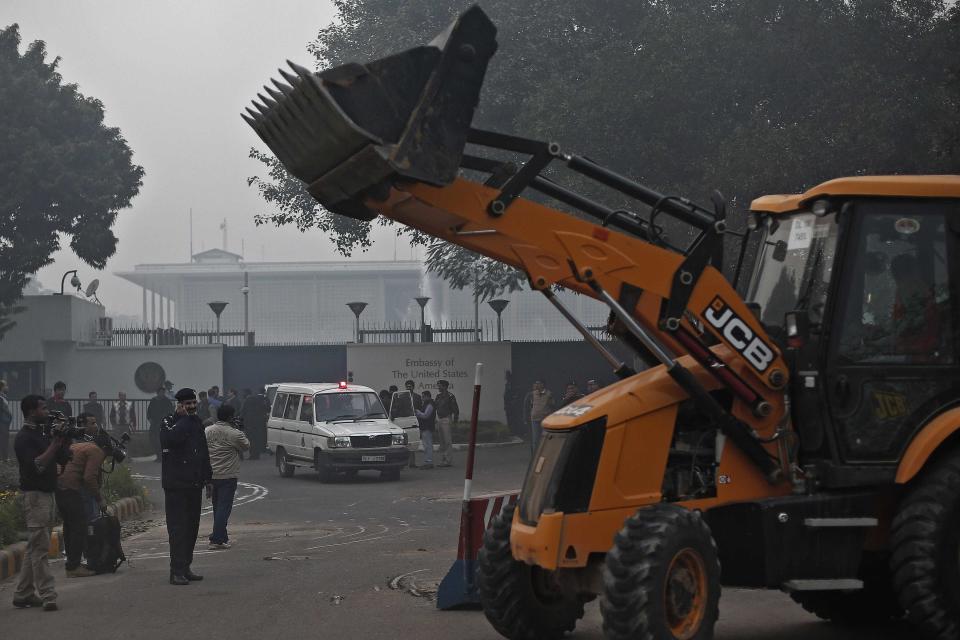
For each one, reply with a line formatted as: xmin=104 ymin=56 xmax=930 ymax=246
xmin=244 ymin=7 xmax=960 ymax=639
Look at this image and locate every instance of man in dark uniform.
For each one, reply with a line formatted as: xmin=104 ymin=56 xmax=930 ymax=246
xmin=240 ymin=389 xmax=270 ymax=460
xmin=160 ymin=388 xmax=212 ymax=585
xmin=147 ymin=386 xmax=173 ymax=462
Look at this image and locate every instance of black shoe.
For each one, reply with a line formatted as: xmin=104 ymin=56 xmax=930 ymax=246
xmin=12 ymin=594 xmax=43 ymax=608
xmin=42 ymin=601 xmax=58 ymax=612
xmin=169 ymin=574 xmax=190 ymax=586
xmin=184 ymin=570 xmax=203 ymax=581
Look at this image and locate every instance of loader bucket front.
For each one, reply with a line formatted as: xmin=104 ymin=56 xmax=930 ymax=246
xmin=243 ymin=5 xmax=497 ymax=220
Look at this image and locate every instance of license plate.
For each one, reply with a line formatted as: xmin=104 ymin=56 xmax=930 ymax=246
xmin=361 ymin=455 xmax=386 ymax=462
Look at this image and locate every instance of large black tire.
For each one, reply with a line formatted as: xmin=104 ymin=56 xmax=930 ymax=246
xmin=276 ymin=447 xmax=294 ymax=477
xmin=790 ymin=552 xmax=901 ymax=625
xmin=891 ymin=454 xmax=960 ymax=639
xmin=478 ymin=503 xmax=585 ymax=640
xmin=601 ymin=503 xmax=721 ymax=640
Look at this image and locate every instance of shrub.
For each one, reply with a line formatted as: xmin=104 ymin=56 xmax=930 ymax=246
xmin=0 ymin=490 xmax=25 ymax=546
xmin=101 ymin=463 xmax=146 ymax=504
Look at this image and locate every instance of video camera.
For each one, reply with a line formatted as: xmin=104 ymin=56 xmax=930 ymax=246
xmin=96 ymin=429 xmax=132 ymax=464
xmin=45 ymin=410 xmax=86 ymax=440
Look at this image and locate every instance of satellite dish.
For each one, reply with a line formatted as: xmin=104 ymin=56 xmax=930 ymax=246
xmin=85 ymin=279 xmax=100 ymax=297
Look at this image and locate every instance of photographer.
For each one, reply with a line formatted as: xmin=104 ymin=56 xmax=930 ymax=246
xmin=204 ymin=404 xmax=249 ymax=550
xmin=160 ymin=388 xmax=212 ymax=585
xmin=12 ymin=395 xmax=71 ymax=611
xmin=55 ymin=413 xmax=105 ymax=578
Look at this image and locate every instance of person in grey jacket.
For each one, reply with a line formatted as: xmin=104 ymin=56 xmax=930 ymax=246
xmin=204 ymin=404 xmax=249 ymax=550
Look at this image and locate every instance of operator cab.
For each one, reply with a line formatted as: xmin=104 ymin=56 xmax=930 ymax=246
xmin=746 ymin=177 xmax=960 ymax=483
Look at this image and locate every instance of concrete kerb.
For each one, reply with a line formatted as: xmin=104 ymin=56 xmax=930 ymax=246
xmin=0 ymin=494 xmax=147 ymax=581
xmin=451 ymin=437 xmax=524 ymax=451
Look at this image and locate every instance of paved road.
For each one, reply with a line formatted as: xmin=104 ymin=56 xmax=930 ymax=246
xmin=1 ymin=445 xmax=913 ymax=639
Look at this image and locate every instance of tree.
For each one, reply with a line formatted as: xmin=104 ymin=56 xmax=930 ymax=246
xmin=248 ymin=0 xmax=959 ymax=293
xmin=0 ymin=25 xmax=144 ymax=337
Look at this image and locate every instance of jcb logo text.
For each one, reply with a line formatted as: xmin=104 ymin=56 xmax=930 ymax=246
xmin=703 ymin=297 xmax=775 ymax=373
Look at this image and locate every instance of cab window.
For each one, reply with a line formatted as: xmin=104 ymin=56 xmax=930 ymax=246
xmin=836 ymin=207 xmax=954 ymax=364
xmin=283 ymin=394 xmax=301 ymax=420
xmin=298 ymin=395 xmax=314 ymax=422
xmin=271 ymin=393 xmax=288 ymax=418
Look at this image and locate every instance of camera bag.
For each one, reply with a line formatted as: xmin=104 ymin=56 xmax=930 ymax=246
xmin=85 ymin=513 xmax=126 ymax=574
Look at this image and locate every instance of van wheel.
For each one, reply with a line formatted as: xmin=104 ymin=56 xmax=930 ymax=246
xmin=891 ymin=454 xmax=960 ymax=639
xmin=381 ymin=467 xmax=401 ymax=481
xmin=601 ymin=503 xmax=720 ymax=640
xmin=315 ymin=452 xmax=335 ymax=483
xmin=478 ymin=503 xmax=585 ymax=639
xmin=276 ymin=448 xmax=294 ymax=477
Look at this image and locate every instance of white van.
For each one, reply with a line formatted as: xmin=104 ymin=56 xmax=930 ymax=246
xmin=266 ymin=382 xmax=415 ymax=481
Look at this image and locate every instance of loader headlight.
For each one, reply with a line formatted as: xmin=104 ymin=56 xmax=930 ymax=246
xmin=392 ymin=433 xmax=408 ymax=446
xmin=328 ymin=436 xmax=351 ymax=448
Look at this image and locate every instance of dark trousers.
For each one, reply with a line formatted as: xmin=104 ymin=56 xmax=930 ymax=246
xmin=0 ymin=422 xmax=9 ymax=461
xmin=55 ymin=489 xmax=87 ymax=570
xmin=164 ymin=488 xmax=202 ymax=574
xmin=247 ymin=424 xmax=265 ymax=459
xmin=209 ymin=478 xmax=237 ymax=544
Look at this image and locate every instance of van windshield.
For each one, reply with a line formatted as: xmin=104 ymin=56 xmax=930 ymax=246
xmin=313 ymin=392 xmax=387 ymax=422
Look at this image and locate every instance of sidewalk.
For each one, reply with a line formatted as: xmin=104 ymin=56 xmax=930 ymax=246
xmin=0 ymin=495 xmax=148 ymax=581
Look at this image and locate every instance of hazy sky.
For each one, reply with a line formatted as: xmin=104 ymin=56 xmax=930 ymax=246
xmin=2 ymin=0 xmax=414 ymax=317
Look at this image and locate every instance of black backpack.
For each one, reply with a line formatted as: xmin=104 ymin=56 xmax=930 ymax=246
xmin=86 ymin=513 xmax=126 ymax=574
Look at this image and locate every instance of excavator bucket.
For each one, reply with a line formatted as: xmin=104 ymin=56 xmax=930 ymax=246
xmin=243 ymin=5 xmax=497 ymax=220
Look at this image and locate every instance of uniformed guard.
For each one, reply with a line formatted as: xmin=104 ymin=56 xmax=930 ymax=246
xmin=160 ymin=388 xmax=212 ymax=585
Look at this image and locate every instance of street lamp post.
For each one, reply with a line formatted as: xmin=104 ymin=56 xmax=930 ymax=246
xmin=240 ymin=272 xmax=250 ymax=346
xmin=208 ymin=301 xmax=228 ymax=343
xmin=487 ymin=299 xmax=509 ymax=341
xmin=57 ymin=270 xmax=81 ymax=295
xmin=473 ymin=264 xmax=480 ymax=342
xmin=346 ymin=302 xmax=368 ymax=343
xmin=414 ymin=296 xmax=430 ymax=342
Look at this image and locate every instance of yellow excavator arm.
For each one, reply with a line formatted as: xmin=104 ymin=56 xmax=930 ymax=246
xmin=244 ymin=6 xmax=789 ymax=482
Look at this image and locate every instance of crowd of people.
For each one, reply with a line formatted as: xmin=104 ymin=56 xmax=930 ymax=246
xmin=8 ymin=380 xmax=257 ymax=609
xmin=509 ymin=377 xmax=603 ymax=447
xmin=382 ymin=379 xmax=460 ymax=470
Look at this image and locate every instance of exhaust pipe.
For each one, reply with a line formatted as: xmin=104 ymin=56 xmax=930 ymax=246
xmin=243 ymin=5 xmax=497 ymax=220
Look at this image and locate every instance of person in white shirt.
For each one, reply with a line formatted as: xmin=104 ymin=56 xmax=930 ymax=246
xmin=203 ymin=404 xmax=249 ymax=550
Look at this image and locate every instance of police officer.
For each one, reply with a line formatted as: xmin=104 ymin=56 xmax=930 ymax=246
xmin=160 ymin=388 xmax=212 ymax=585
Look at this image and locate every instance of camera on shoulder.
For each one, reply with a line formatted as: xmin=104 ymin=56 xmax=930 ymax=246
xmin=45 ymin=410 xmax=85 ymax=440
xmin=96 ymin=428 xmax=132 ymax=464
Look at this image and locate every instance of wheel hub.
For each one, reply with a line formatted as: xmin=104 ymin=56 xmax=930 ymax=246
xmin=664 ymin=548 xmax=708 ymax=639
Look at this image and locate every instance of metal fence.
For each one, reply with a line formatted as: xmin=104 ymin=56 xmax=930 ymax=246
xmin=7 ymin=398 xmax=154 ymax=433
xmin=102 ymin=325 xmax=254 ymax=347
xmin=92 ymin=320 xmax=610 ymax=347
xmin=355 ymin=319 xmax=609 ymax=344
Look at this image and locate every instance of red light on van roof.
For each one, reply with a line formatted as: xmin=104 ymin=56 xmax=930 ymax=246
xmin=338 ymin=381 xmax=348 ymax=389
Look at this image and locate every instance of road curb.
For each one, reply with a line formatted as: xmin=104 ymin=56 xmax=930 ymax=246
xmin=0 ymin=494 xmax=147 ymax=581
xmin=451 ymin=437 xmax=525 ymax=451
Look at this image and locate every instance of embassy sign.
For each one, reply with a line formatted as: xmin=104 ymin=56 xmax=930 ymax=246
xmin=703 ymin=296 xmax=775 ymax=373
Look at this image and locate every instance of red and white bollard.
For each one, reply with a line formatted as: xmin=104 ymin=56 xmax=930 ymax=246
xmin=437 ymin=363 xmax=520 ymax=609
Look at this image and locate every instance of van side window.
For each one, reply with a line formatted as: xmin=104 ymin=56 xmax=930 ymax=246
xmin=283 ymin=395 xmax=301 ymax=420
xmin=271 ymin=393 xmax=288 ymax=418
xmin=299 ymin=395 xmax=313 ymax=422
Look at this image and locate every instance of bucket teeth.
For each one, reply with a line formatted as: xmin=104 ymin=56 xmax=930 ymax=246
xmin=277 ymin=67 xmax=300 ymax=87
xmin=287 ymin=59 xmax=313 ymax=77
xmin=271 ymin=77 xmax=295 ymax=94
xmin=243 ymin=107 xmax=261 ymax=122
xmin=257 ymin=92 xmax=278 ymax=109
xmin=264 ymin=85 xmax=285 ymax=102
xmin=251 ymin=99 xmax=271 ymax=115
